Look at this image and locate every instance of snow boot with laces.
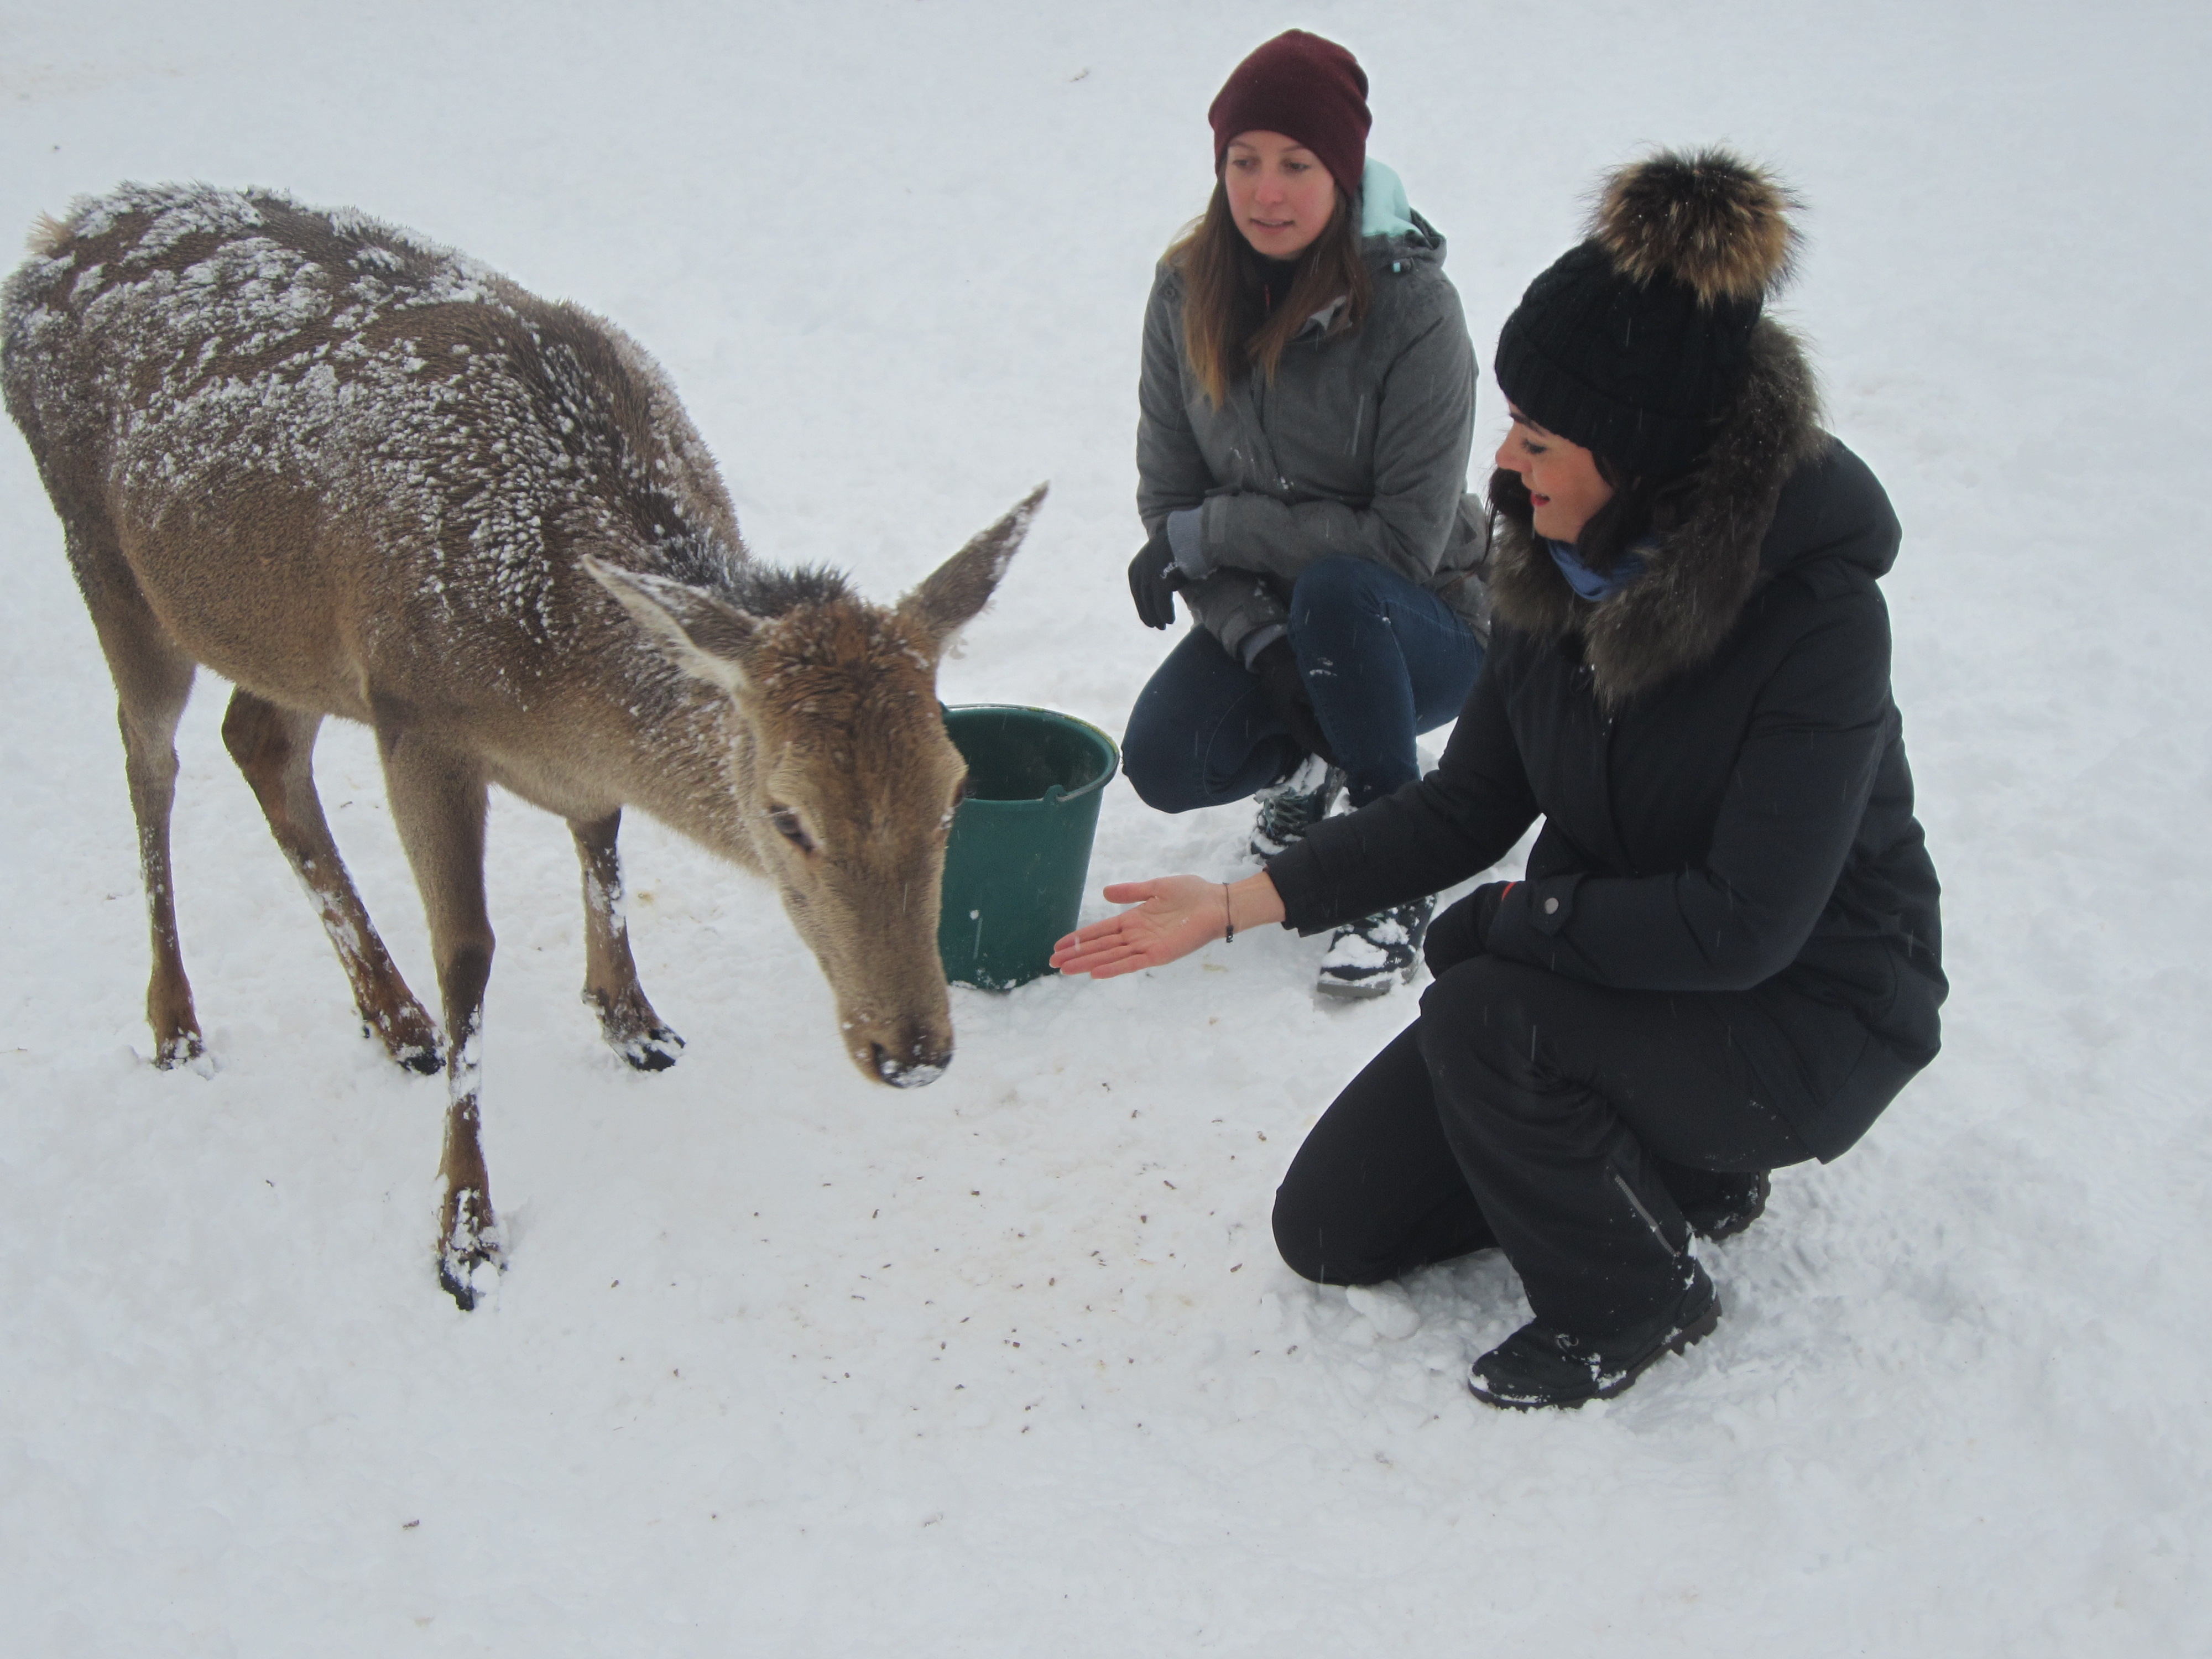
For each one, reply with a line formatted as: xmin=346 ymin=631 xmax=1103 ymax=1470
xmin=1468 ymin=1261 xmax=1720 ymax=1410
xmin=1248 ymin=755 xmax=1346 ymax=860
xmin=1314 ymin=894 xmax=1435 ymax=1000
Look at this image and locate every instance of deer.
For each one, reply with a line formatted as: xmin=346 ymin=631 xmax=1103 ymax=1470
xmin=1 ymin=182 xmax=1042 ymax=1309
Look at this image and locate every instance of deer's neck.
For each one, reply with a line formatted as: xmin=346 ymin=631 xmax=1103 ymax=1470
xmin=522 ymin=660 xmax=765 ymax=873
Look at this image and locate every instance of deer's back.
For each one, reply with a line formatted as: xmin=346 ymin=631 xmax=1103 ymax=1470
xmin=1 ymin=182 xmax=744 ymax=731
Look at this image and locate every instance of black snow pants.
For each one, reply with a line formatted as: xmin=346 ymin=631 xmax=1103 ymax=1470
xmin=1272 ymin=956 xmax=1817 ymax=1336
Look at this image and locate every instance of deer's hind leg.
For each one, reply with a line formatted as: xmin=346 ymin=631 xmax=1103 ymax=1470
xmin=221 ymin=691 xmax=442 ymax=1074
xmin=69 ymin=526 xmax=204 ymax=1067
xmin=572 ymin=809 xmax=684 ymax=1072
xmin=377 ymin=718 xmax=500 ymax=1310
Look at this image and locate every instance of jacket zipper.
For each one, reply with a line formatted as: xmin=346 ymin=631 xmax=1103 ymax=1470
xmin=1610 ymin=1167 xmax=1682 ymax=1259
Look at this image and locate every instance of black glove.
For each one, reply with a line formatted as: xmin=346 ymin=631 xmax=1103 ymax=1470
xmin=1250 ymin=638 xmax=1338 ymax=765
xmin=1424 ymin=880 xmax=1511 ymax=977
xmin=1128 ymin=531 xmax=1188 ymax=629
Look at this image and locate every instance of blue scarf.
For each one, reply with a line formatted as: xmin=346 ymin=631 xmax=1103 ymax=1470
xmin=1546 ymin=538 xmax=1650 ymax=604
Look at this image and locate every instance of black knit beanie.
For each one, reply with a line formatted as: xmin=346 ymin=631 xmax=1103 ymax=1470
xmin=1495 ymin=149 xmax=1801 ymax=478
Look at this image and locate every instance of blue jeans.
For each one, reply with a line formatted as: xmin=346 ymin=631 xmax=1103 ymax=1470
xmin=1123 ymin=556 xmax=1485 ymax=812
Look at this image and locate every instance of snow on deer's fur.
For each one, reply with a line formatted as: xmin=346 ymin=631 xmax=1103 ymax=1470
xmin=1 ymin=182 xmax=1041 ymax=1308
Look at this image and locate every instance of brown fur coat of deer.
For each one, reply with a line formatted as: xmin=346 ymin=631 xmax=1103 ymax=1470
xmin=2 ymin=182 xmax=1040 ymax=1307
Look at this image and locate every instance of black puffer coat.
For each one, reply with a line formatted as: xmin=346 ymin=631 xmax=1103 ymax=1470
xmin=1267 ymin=321 xmax=1944 ymax=1161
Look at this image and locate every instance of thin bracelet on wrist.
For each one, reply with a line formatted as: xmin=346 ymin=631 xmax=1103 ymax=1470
xmin=1222 ymin=881 xmax=1235 ymax=944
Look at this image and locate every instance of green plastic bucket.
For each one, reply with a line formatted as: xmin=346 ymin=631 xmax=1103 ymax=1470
xmin=938 ymin=705 xmax=1119 ymax=990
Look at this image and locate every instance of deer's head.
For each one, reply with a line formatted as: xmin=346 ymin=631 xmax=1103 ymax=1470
xmin=587 ymin=486 xmax=1044 ymax=1086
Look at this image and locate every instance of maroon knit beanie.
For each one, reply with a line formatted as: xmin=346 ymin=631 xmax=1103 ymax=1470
xmin=1207 ymin=30 xmax=1371 ymax=197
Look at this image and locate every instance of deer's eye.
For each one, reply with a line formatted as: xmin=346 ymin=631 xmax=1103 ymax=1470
xmin=767 ymin=807 xmax=815 ymax=854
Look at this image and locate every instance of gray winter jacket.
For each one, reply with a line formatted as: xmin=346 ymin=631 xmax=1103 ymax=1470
xmin=1135 ymin=163 xmax=1489 ymax=662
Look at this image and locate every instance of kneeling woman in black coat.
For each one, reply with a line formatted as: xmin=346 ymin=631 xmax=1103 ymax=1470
xmin=1053 ymin=150 xmax=1945 ymax=1409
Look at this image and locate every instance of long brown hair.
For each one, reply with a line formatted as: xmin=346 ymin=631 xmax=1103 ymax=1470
xmin=1168 ymin=178 xmax=1372 ymax=407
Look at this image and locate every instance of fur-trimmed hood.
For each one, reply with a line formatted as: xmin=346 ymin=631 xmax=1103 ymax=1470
xmin=1487 ymin=319 xmax=1840 ymax=709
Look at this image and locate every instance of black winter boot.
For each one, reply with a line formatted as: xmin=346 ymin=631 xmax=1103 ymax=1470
xmin=1249 ymin=756 xmax=1345 ymax=860
xmin=1679 ymin=1171 xmax=1770 ymax=1241
xmin=1316 ymin=894 xmax=1434 ymax=999
xmin=1468 ymin=1262 xmax=1719 ymax=1410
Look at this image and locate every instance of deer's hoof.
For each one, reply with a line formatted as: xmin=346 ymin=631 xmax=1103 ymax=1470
xmin=438 ymin=1241 xmax=503 ymax=1311
xmin=616 ymin=1026 xmax=686 ymax=1072
xmin=152 ymin=1029 xmax=206 ymax=1070
xmin=588 ymin=989 xmax=685 ymax=1073
xmin=438 ymin=1193 xmax=503 ymax=1311
xmin=390 ymin=1037 xmax=445 ymax=1077
xmin=367 ymin=1004 xmax=446 ymax=1076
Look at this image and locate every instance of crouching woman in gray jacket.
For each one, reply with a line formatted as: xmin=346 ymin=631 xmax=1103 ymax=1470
xmin=1122 ymin=29 xmax=1490 ymax=998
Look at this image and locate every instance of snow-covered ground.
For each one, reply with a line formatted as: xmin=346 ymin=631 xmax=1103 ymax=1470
xmin=3 ymin=2 xmax=2207 ymax=1652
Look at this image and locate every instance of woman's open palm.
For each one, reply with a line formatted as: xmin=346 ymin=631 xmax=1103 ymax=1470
xmin=1050 ymin=876 xmax=1228 ymax=979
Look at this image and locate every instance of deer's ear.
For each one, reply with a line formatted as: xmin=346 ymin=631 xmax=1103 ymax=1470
xmin=586 ymin=557 xmax=759 ymax=693
xmin=897 ymin=483 xmax=1046 ymax=659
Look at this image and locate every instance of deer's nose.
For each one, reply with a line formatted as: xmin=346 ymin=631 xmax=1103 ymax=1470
xmin=870 ymin=1034 xmax=951 ymax=1088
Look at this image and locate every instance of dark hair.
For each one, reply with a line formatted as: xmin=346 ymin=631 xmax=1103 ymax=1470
xmin=1486 ymin=456 xmax=1696 ymax=575
xmin=1168 ymin=178 xmax=1372 ymax=408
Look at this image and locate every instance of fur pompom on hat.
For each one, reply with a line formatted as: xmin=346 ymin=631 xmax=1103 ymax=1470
xmin=1594 ymin=150 xmax=1800 ymax=305
xmin=1207 ymin=30 xmax=1371 ymax=197
xmin=1496 ymin=148 xmax=1801 ymax=477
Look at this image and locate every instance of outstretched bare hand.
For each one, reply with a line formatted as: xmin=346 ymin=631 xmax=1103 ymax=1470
xmin=1050 ymin=872 xmax=1286 ymax=980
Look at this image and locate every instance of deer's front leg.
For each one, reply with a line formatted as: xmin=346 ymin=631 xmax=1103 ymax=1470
xmin=222 ymin=690 xmax=442 ymax=1074
xmin=378 ymin=721 xmax=502 ymax=1310
xmin=572 ymin=809 xmax=684 ymax=1072
xmin=430 ymin=943 xmax=498 ymax=1311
